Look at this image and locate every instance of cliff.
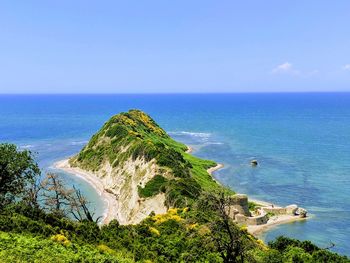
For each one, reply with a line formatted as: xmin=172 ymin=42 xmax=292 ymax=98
xmin=69 ymin=109 xmax=223 ymax=224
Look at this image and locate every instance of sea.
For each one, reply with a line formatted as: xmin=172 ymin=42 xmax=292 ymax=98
xmin=0 ymin=93 xmax=349 ymax=256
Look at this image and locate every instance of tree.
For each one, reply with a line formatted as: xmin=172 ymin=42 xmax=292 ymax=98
xmin=197 ymin=191 xmax=252 ymax=263
xmin=69 ymin=186 xmax=101 ymax=223
xmin=41 ymin=173 xmax=100 ymax=222
xmin=0 ymin=143 xmax=40 ymax=208
xmin=41 ymin=173 xmax=73 ymax=217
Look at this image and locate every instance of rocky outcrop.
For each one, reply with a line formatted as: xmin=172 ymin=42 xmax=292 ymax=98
xmin=285 ymin=204 xmax=298 ymax=215
xmin=91 ymin=157 xmax=167 ymax=224
xmin=296 ymin=207 xmax=308 ymax=218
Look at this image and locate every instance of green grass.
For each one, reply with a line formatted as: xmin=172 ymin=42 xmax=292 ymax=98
xmin=0 ymin=231 xmax=134 ymax=263
xmin=184 ymin=153 xmax=234 ymax=194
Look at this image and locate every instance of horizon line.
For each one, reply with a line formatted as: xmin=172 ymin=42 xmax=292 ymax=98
xmin=1 ymin=91 xmax=350 ymax=95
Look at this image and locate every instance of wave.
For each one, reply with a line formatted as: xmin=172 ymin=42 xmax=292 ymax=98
xmin=19 ymin=144 xmax=34 ymax=149
xmin=168 ymin=131 xmax=211 ymax=138
xmin=205 ymin=142 xmax=223 ymax=145
xmin=70 ymin=140 xmax=88 ymax=146
xmin=168 ymin=131 xmax=226 ymax=146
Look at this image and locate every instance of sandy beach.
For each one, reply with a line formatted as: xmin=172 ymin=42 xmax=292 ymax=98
xmin=207 ymin=163 xmax=224 ymax=175
xmin=247 ymin=214 xmax=308 ymax=236
xmin=54 ymin=159 xmax=119 ymax=224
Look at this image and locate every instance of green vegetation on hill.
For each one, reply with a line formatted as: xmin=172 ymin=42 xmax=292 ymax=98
xmin=138 ymin=175 xmax=168 ymax=198
xmin=71 ymin=109 xmax=229 ymax=207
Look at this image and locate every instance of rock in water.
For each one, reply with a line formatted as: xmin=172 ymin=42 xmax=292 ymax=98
xmin=296 ymin=207 xmax=308 ymax=218
xmin=250 ymin=160 xmax=258 ymax=166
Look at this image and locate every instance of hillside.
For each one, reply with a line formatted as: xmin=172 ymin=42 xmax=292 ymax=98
xmin=69 ymin=109 xmax=227 ymax=224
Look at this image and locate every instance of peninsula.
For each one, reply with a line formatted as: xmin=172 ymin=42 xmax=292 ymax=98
xmin=55 ymin=109 xmax=307 ymax=234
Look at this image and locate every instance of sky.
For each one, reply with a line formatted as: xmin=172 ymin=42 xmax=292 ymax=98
xmin=0 ymin=1 xmax=350 ymax=93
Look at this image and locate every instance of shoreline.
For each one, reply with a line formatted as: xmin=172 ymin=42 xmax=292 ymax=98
xmin=203 ymin=160 xmax=308 ymax=237
xmin=53 ymin=159 xmax=118 ymax=225
xmin=207 ymin=163 xmax=224 ymax=175
xmin=248 ymin=215 xmax=308 ymax=236
xmin=54 ymin=145 xmax=308 ymax=236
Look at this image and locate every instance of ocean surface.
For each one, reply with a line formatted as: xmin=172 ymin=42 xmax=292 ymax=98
xmin=1 ymin=93 xmax=349 ymax=256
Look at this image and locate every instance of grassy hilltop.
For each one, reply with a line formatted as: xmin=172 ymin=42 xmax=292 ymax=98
xmin=70 ymin=109 xmax=229 ymax=208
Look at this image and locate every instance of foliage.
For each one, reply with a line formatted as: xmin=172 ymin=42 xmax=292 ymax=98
xmin=0 ymin=199 xmax=349 ymax=262
xmin=138 ymin=175 xmax=168 ymax=198
xmin=196 ymin=191 xmax=255 ymax=262
xmin=268 ymin=236 xmax=350 ymax=262
xmin=0 ymin=143 xmax=40 ymax=207
xmin=248 ymin=201 xmax=258 ymax=211
xmin=0 ymin=231 xmax=134 ymax=263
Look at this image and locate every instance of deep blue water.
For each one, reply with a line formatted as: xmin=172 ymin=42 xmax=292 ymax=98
xmin=1 ymin=93 xmax=349 ymax=256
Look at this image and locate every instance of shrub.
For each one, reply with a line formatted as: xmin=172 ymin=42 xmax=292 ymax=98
xmin=138 ymin=175 xmax=168 ymax=198
xmin=51 ymin=234 xmax=71 ymax=247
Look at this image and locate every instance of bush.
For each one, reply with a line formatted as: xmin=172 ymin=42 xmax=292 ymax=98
xmin=138 ymin=175 xmax=168 ymax=198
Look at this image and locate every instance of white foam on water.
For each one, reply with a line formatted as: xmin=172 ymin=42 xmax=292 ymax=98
xmin=70 ymin=140 xmax=88 ymax=146
xmin=204 ymin=142 xmax=223 ymax=145
xmin=169 ymin=131 xmax=211 ymax=138
xmin=19 ymin=144 xmax=34 ymax=149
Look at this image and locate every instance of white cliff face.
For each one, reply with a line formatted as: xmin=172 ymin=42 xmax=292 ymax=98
xmin=94 ymin=157 xmax=167 ymax=225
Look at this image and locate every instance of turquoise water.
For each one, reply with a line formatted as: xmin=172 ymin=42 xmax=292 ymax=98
xmin=0 ymin=94 xmax=349 ymax=255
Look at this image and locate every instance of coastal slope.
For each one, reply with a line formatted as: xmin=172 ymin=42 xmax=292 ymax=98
xmin=68 ymin=109 xmax=224 ymax=224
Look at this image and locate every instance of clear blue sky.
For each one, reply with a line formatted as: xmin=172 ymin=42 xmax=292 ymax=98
xmin=1 ymin=1 xmax=350 ymax=93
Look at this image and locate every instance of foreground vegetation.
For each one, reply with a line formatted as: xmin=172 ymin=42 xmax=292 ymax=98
xmin=1 ymin=200 xmax=348 ymax=262
xmin=0 ymin=110 xmax=349 ymax=262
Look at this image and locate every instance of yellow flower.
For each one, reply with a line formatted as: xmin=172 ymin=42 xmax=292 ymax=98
xmin=182 ymin=207 xmax=189 ymax=213
xmin=97 ymin=244 xmax=116 ymax=254
xmin=168 ymin=208 xmax=178 ymax=215
xmin=152 ymin=209 xmax=184 ymax=224
xmin=257 ymin=239 xmax=268 ymax=250
xmin=197 ymin=225 xmax=211 ymax=236
xmin=240 ymin=225 xmax=248 ymax=232
xmin=169 ymin=215 xmax=182 ymax=222
xmin=149 ymin=227 xmax=160 ymax=236
xmin=186 ymin=223 xmax=198 ymax=230
xmin=51 ymin=234 xmax=71 ymax=247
